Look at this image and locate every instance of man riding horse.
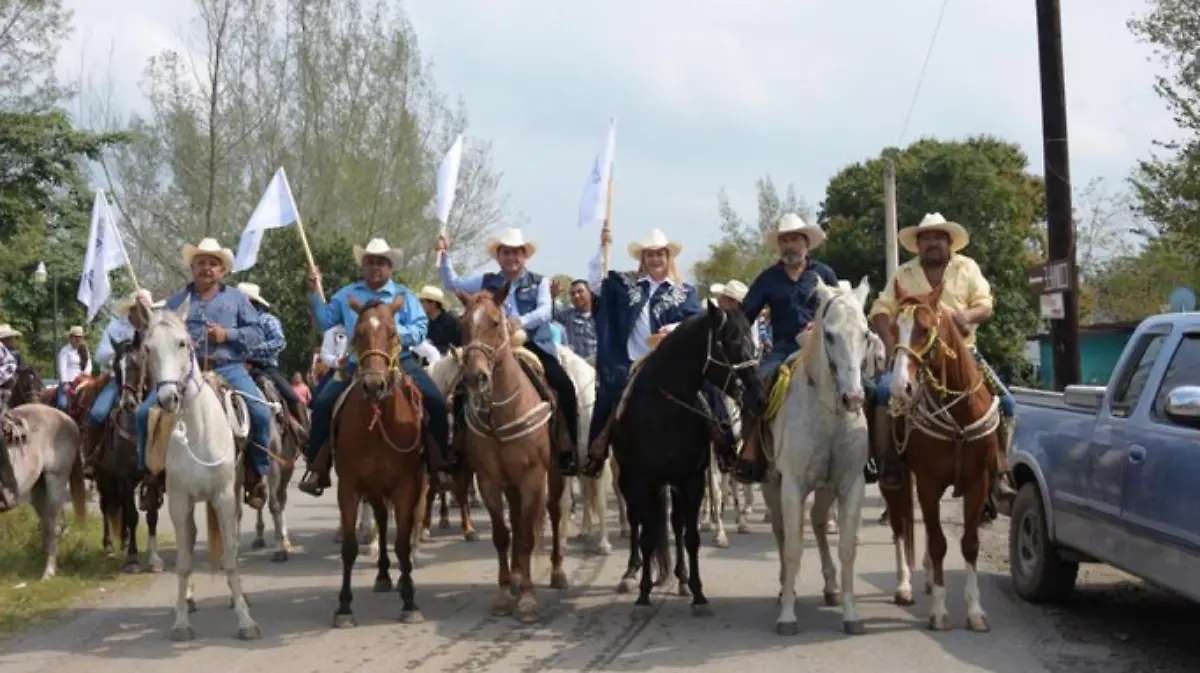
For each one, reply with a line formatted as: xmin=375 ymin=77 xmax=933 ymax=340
xmin=0 ymin=339 xmax=18 ymax=509
xmin=237 ymin=282 xmax=308 ymax=441
xmin=437 ymin=227 xmax=582 ymax=476
xmin=868 ymin=213 xmax=1016 ymax=502
xmin=55 ymin=325 xmax=93 ymax=412
xmin=298 ymin=237 xmax=454 ymax=496
xmin=734 ymin=213 xmax=839 ymax=483
xmin=135 ymin=237 xmax=273 ymax=510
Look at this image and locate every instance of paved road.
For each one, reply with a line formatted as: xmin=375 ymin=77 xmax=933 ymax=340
xmin=0 ymin=486 xmax=1152 ymax=672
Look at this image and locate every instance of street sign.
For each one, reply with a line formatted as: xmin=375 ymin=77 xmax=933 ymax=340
xmin=1027 ymin=260 xmax=1073 ymax=295
xmin=1168 ymin=287 xmax=1197 ymax=312
xmin=1027 ymin=263 xmax=1046 ymax=295
xmin=1040 ymin=292 xmax=1065 ymax=319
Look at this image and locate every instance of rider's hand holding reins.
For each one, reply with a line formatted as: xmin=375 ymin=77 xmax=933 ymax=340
xmin=206 ymin=323 xmax=228 ymax=343
xmin=435 ymin=234 xmax=449 ymax=252
xmin=950 ymin=308 xmax=971 ymax=336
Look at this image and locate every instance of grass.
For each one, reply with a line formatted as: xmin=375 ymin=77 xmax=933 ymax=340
xmin=0 ymin=504 xmax=170 ymax=637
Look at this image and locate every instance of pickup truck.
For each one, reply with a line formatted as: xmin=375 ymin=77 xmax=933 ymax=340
xmin=1006 ymin=312 xmax=1200 ymax=604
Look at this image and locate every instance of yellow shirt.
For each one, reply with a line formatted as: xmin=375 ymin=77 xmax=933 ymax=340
xmin=868 ymin=254 xmax=993 ymax=347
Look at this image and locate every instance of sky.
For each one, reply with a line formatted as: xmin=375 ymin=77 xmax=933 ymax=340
xmin=58 ymin=0 xmax=1177 ymax=280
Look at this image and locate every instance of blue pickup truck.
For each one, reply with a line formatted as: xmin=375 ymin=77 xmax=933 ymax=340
xmin=1007 ymin=312 xmax=1200 ymax=604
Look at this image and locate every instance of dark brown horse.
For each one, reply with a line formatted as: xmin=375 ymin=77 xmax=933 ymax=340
xmin=331 ymin=297 xmax=429 ymax=628
xmin=881 ymin=283 xmax=998 ymax=632
xmin=8 ymin=365 xmax=45 ymax=407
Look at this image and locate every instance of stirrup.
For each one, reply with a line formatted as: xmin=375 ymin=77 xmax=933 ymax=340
xmin=298 ymin=470 xmax=327 ymax=496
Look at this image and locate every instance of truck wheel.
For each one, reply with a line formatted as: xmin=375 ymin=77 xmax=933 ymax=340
xmin=1010 ymin=482 xmax=1078 ymax=603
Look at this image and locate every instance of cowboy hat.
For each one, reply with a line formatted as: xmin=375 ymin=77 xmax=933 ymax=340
xmin=709 ymin=283 xmax=725 ymax=297
xmin=627 ymin=228 xmax=682 ymax=261
xmin=720 ymin=279 xmax=749 ymax=303
xmin=182 ymin=237 xmax=235 ymax=269
xmin=237 ymin=282 xmax=270 ymax=308
xmin=898 ymin=212 xmax=970 ymax=254
xmin=417 ymin=285 xmax=447 ymax=307
xmin=0 ymin=323 xmax=21 ymax=339
xmin=484 ymin=228 xmax=538 ymax=261
xmin=116 ymin=289 xmax=156 ymax=315
xmin=353 ymin=238 xmax=403 ymax=266
xmin=765 ymin=213 xmax=825 ymax=250
xmin=67 ymin=325 xmax=85 ymax=338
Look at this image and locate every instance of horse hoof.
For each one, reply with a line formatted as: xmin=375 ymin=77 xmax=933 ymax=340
xmin=399 ymin=610 xmax=425 ymax=625
xmin=332 ymin=531 xmax=343 ymax=545
xmin=631 ymin=604 xmax=654 ymax=621
xmin=776 ymin=621 xmax=800 ymax=636
xmin=924 ymin=582 xmax=933 ymax=595
xmin=237 ymin=625 xmax=262 ymax=641
xmin=420 ymin=529 xmax=431 ymax=542
xmin=121 ymin=560 xmax=141 ymax=574
xmin=893 ymin=589 xmax=915 ymax=606
xmin=967 ymin=614 xmax=990 ymax=632
xmin=373 ymin=578 xmax=394 ymax=593
xmin=823 ymin=591 xmax=840 ymax=607
xmin=250 ymin=538 xmax=267 ymax=550
xmin=332 ymin=613 xmax=357 ymax=629
xmin=491 ymin=598 xmax=514 ymax=616
xmin=438 ymin=519 xmax=451 ymax=530
xmin=927 ymin=614 xmax=952 ymax=631
xmin=737 ymin=522 xmax=752 ymax=535
xmin=691 ymin=603 xmax=713 ymax=617
xmin=463 ymin=530 xmax=479 ymax=542
xmin=713 ymin=533 xmax=729 ymax=549
xmin=516 ymin=603 xmax=539 ymax=624
xmin=270 ymin=550 xmax=289 ymax=563
xmin=550 ymin=569 xmax=569 ymax=590
xmin=169 ymin=626 xmax=195 ymax=642
xmin=843 ymin=620 xmax=866 ymax=635
xmin=186 ymin=598 xmax=198 ymax=613
xmin=616 ymin=578 xmax=635 ymax=594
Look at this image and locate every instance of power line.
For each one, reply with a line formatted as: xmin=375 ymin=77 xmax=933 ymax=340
xmin=897 ymin=0 xmax=952 ymax=145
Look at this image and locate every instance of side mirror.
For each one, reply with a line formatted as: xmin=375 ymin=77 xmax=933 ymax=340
xmin=1164 ymin=385 xmax=1200 ymax=428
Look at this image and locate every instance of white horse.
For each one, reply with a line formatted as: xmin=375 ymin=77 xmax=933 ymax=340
xmin=768 ymin=277 xmax=881 ymax=636
xmin=251 ymin=375 xmax=301 ymax=562
xmin=555 ymin=346 xmax=612 ymax=556
xmin=138 ymin=300 xmax=259 ymax=641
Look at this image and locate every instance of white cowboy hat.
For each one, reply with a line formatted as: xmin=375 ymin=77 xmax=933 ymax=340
xmin=417 ymin=285 xmax=447 ymax=307
xmin=116 ymin=289 xmax=155 ymax=315
xmin=0 ymin=323 xmax=21 ymax=339
xmin=353 ymin=237 xmax=403 ymax=266
xmin=627 ymin=228 xmax=682 ymax=261
xmin=67 ymin=325 xmax=85 ymax=338
xmin=709 ymin=283 xmax=725 ymax=297
xmin=182 ymin=237 xmax=235 ymax=269
xmin=765 ymin=213 xmax=825 ymax=250
xmin=720 ymin=279 xmax=749 ymax=303
xmin=898 ymin=212 xmax=970 ymax=254
xmin=484 ymin=228 xmax=538 ymax=261
xmin=237 ymin=282 xmax=270 ymax=308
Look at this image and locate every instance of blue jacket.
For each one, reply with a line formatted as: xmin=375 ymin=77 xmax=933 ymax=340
xmin=593 ymin=270 xmax=701 ymax=382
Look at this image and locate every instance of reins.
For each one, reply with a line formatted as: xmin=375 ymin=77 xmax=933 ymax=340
xmin=350 ymin=318 xmax=422 ymax=455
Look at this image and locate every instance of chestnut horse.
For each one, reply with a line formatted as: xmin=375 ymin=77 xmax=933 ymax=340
xmin=882 ymin=283 xmax=999 ymax=632
xmin=330 ymin=297 xmax=429 ymax=628
xmin=456 ymin=285 xmax=569 ymax=624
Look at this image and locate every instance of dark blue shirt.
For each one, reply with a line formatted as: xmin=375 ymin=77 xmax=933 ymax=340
xmin=743 ymin=259 xmax=839 ymax=355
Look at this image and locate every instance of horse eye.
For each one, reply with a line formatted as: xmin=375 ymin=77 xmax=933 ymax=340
xmin=178 ymin=339 xmax=187 ymax=348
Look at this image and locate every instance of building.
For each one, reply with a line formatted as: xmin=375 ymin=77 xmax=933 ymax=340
xmin=1027 ymin=321 xmax=1141 ymax=389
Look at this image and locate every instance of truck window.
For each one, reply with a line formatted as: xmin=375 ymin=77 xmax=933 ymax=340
xmin=1153 ymin=333 xmax=1200 ymax=424
xmin=1111 ymin=333 xmax=1167 ymax=417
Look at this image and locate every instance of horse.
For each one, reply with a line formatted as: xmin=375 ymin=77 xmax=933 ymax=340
xmin=553 ymin=344 xmax=613 ymax=557
xmin=608 ymin=300 xmax=764 ymax=617
xmin=883 ymin=282 xmax=999 ymax=632
xmin=135 ymin=299 xmax=260 ymax=641
xmin=328 ymin=297 xmax=429 ymax=628
xmin=249 ymin=369 xmax=303 ymax=562
xmin=456 ymin=285 xmax=569 ymax=623
xmin=8 ymin=365 xmax=45 ymax=407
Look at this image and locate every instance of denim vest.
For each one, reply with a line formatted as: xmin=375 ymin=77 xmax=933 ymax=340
xmin=481 ymin=270 xmax=555 ymax=354
xmin=593 ymin=270 xmax=700 ymax=380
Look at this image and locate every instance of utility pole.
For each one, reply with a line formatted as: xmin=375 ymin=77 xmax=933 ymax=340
xmin=883 ymin=158 xmax=899 ymax=281
xmin=1036 ymin=0 xmax=1081 ymax=390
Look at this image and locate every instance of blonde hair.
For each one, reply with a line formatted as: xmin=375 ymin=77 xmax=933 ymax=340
xmin=638 ymin=251 xmax=683 ymax=284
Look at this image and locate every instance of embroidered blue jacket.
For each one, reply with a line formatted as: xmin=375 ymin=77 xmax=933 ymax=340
xmin=592 ymin=270 xmax=701 ymax=385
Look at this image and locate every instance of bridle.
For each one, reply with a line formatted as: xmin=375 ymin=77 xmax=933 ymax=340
xmin=659 ymin=308 xmax=759 ymax=423
xmin=350 ymin=313 xmax=421 ymax=454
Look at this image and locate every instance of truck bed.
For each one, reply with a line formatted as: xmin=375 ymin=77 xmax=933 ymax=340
xmin=1011 ymin=385 xmax=1103 ymax=414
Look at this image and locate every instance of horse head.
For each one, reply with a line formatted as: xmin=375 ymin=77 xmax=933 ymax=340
xmin=8 ymin=365 xmax=43 ymax=407
xmin=347 ymin=295 xmax=406 ymax=401
xmin=140 ymin=298 xmax=196 ymax=414
xmin=669 ymin=299 xmax=765 ymax=417
xmin=888 ymin=280 xmax=973 ymax=408
xmin=113 ymin=339 xmax=144 ymax=411
xmin=456 ymin=284 xmax=520 ymax=400
xmin=809 ymin=276 xmax=872 ymax=414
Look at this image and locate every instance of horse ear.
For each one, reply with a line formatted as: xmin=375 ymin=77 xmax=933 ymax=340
xmin=173 ymin=296 xmax=190 ymax=320
xmin=390 ymin=293 xmax=406 ymax=313
xmin=707 ymin=296 xmax=723 ymax=324
xmin=853 ymin=275 xmax=871 ymax=306
xmin=455 ymin=289 xmax=471 ymax=306
xmin=348 ymin=297 xmax=363 ymax=313
xmin=813 ymin=276 xmax=833 ymax=304
xmin=494 ymin=280 xmax=512 ymax=304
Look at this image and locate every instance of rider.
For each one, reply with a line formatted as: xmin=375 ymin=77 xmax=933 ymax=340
xmin=711 ymin=280 xmax=758 ymax=353
xmin=437 ymin=227 xmax=582 ymax=476
xmin=735 ymin=213 xmax=839 ymax=483
xmin=867 ymin=213 xmax=1017 ymax=502
xmin=0 ymin=324 xmax=23 ymax=367
xmin=237 ymin=282 xmax=308 ymax=440
xmin=418 ymin=285 xmax=461 ymax=354
xmin=136 ymin=237 xmax=272 ymax=510
xmin=0 ymin=339 xmax=18 ymax=509
xmin=55 ymin=326 xmax=93 ymax=411
xmin=314 ymin=325 xmax=348 ymax=395
xmin=298 ymin=237 xmax=454 ymax=496
xmin=81 ymin=289 xmax=157 ymax=478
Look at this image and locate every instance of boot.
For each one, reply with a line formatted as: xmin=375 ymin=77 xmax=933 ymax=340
xmin=874 ymin=406 xmax=905 ymax=491
xmin=581 ymin=419 xmax=612 ymax=478
xmin=81 ymin=424 xmax=106 ymax=480
xmin=553 ymin=414 xmax=580 ymax=477
xmin=733 ymin=420 xmax=767 ymax=484
xmin=993 ymin=416 xmax=1018 ymax=505
xmin=298 ymin=442 xmax=333 ymax=497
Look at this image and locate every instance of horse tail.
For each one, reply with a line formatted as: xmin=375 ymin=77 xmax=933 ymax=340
xmin=68 ymin=448 xmax=87 ymax=525
xmin=206 ymin=502 xmax=223 ymax=571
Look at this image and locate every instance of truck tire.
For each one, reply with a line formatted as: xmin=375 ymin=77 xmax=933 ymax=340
xmin=1009 ymin=482 xmax=1078 ymax=603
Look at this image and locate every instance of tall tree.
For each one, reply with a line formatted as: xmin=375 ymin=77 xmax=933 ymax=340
xmin=0 ymin=0 xmax=74 ymax=111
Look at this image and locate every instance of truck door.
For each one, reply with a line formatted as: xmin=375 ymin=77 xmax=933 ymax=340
xmin=1120 ymin=329 xmax=1200 ymax=600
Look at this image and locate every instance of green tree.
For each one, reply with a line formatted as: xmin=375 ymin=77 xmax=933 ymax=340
xmin=818 ymin=137 xmax=1045 ymax=381
xmin=0 ymin=0 xmax=74 ymax=111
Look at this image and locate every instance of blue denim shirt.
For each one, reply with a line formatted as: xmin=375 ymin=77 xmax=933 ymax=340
xmin=249 ymin=311 xmax=286 ymax=368
xmin=743 ymin=259 xmax=839 ymax=355
xmin=309 ymin=279 xmax=426 ymax=365
xmin=165 ymin=284 xmax=265 ymax=366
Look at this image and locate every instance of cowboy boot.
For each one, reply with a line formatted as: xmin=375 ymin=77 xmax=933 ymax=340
xmin=553 ymin=413 xmax=580 ymax=477
xmin=581 ymin=418 xmax=613 ymax=478
xmin=298 ymin=442 xmax=333 ymax=497
xmin=80 ymin=424 xmax=106 ymax=480
xmin=993 ymin=416 xmax=1018 ymax=503
xmin=875 ymin=406 xmax=906 ymax=491
xmin=733 ymin=420 xmax=767 ymax=484
xmin=244 ymin=447 xmax=269 ymax=510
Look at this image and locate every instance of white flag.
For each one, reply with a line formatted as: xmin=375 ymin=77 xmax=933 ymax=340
xmin=578 ymin=119 xmax=616 ymax=228
xmin=435 ymin=134 xmax=464 ymax=231
xmin=76 ymin=191 xmax=131 ymax=322
xmin=234 ymin=167 xmax=300 ymax=272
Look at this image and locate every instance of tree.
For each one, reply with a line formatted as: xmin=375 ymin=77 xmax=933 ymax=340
xmin=0 ymin=0 xmax=74 ymax=111
xmin=817 ymin=137 xmax=1045 ymax=380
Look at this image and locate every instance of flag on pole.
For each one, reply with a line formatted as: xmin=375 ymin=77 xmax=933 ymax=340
xmin=578 ymin=119 xmax=616 ymax=228
xmin=234 ymin=167 xmax=300 ymax=272
xmin=435 ymin=134 xmax=465 ymax=234
xmin=77 ymin=190 xmax=132 ymax=322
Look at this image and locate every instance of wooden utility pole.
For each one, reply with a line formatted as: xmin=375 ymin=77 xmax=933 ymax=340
xmin=883 ymin=158 xmax=899 ymax=281
xmin=1036 ymin=0 xmax=1081 ymax=389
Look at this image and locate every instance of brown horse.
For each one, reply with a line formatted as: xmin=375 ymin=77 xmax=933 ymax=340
xmin=881 ymin=283 xmax=999 ymax=632
xmin=456 ymin=285 xmax=568 ymax=623
xmin=330 ymin=297 xmax=429 ymax=628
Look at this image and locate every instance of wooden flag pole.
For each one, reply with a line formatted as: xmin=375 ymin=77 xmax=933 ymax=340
xmin=601 ymin=175 xmax=614 ymax=274
xmin=293 ymin=214 xmax=324 ymax=300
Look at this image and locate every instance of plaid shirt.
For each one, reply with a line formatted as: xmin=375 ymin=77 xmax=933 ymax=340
xmin=0 ymin=342 xmax=14 ymax=387
xmin=249 ymin=312 xmax=286 ymax=368
xmin=554 ymin=306 xmax=597 ymax=360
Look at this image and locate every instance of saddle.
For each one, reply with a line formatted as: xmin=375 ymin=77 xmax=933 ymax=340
xmin=144 ymin=372 xmax=250 ymax=476
xmin=251 ymin=370 xmax=307 ymax=447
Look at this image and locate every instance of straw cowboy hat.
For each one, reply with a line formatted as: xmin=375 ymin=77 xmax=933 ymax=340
xmin=898 ymin=212 xmax=970 ymax=254
xmin=765 ymin=213 xmax=825 ymax=250
xmin=116 ymin=289 xmax=156 ymax=315
xmin=182 ymin=237 xmax=235 ymax=269
xmin=485 ymin=228 xmax=538 ymax=261
xmin=67 ymin=325 xmax=85 ymax=338
xmin=237 ymin=282 xmax=270 ymax=308
xmin=709 ymin=283 xmax=725 ymax=297
xmin=720 ymin=279 xmax=749 ymax=303
xmin=353 ymin=237 xmax=404 ymax=266
xmin=417 ymin=285 xmax=447 ymax=307
xmin=0 ymin=323 xmax=21 ymax=339
xmin=627 ymin=228 xmax=682 ymax=261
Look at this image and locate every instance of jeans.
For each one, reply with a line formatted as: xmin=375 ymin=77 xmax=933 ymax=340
xmin=874 ymin=351 xmax=1015 ymax=417
xmin=56 ymin=385 xmax=69 ymax=411
xmin=136 ymin=362 xmax=272 ymax=477
xmin=251 ymin=364 xmax=302 ymax=416
xmin=589 ymin=361 xmax=632 ymax=445
xmin=87 ymin=378 xmax=120 ymax=427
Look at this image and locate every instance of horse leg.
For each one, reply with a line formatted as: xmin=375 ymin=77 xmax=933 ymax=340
xmin=478 ymin=476 xmax=513 ymax=616
xmin=882 ymin=472 xmax=916 ymax=605
xmin=333 ymin=483 xmax=362 ymax=628
xmin=707 ymin=459 xmax=728 ymax=548
xmin=357 ymin=500 xmax=374 ymax=547
xmin=670 ymin=490 xmax=689 ymax=597
xmin=775 ymin=474 xmax=808 ymax=635
xmin=587 ymin=470 xmax=612 ymax=555
xmin=760 ymin=473 xmax=786 ymax=594
xmin=632 ymin=483 xmax=662 ymax=617
xmin=421 ymin=486 xmax=434 ymax=541
xmin=916 ymin=483 xmax=951 ymax=630
xmin=122 ymin=490 xmax=142 ymax=573
xmin=510 ymin=478 xmax=542 ymax=624
xmin=962 ymin=472 xmax=990 ymax=632
xmin=548 ymin=471 xmax=569 ymax=591
xmin=438 ymin=490 xmax=451 ymax=530
xmin=168 ymin=495 xmax=197 ymax=641
xmin=29 ymin=481 xmax=63 ymax=581
xmin=735 ymin=475 xmax=752 ymax=535
xmin=100 ymin=487 xmax=114 ymax=555
xmin=252 ymin=507 xmax=267 ymax=549
xmin=214 ymin=492 xmax=260 ymax=640
xmin=391 ymin=478 xmax=424 ymax=623
xmin=678 ymin=477 xmax=710 ymax=616
xmin=457 ymin=468 xmax=478 ymax=541
xmin=145 ymin=495 xmax=166 ymax=573
xmin=369 ymin=496 xmax=393 ymax=592
xmin=835 ymin=477 xmax=868 ymax=635
xmin=270 ymin=469 xmax=293 ymax=562
xmin=611 ymin=458 xmax=629 ymax=538
xmin=810 ymin=487 xmax=839 ymax=607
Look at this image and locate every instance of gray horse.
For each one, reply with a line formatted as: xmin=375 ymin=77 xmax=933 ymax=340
xmin=0 ymin=403 xmax=88 ymax=579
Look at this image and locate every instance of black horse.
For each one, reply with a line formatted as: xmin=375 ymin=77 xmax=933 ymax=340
xmin=611 ymin=300 xmax=765 ymax=616
xmin=6 ymin=364 xmax=45 ymax=408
